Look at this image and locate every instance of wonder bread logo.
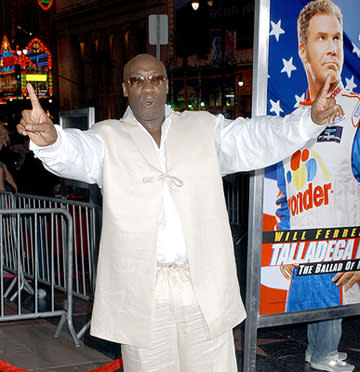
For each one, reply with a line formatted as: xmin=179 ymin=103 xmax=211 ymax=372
xmin=287 ymin=149 xmax=332 ymax=217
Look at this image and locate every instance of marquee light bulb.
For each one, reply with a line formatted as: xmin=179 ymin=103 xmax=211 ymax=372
xmin=192 ymin=1 xmax=200 ymax=11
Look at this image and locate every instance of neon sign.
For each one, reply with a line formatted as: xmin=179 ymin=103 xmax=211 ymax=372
xmin=22 ymin=38 xmax=53 ymax=97
xmin=0 ymin=35 xmax=16 ymax=75
xmin=0 ymin=35 xmax=19 ymax=99
xmin=37 ymin=0 xmax=53 ymax=11
xmin=0 ymin=35 xmax=53 ymax=100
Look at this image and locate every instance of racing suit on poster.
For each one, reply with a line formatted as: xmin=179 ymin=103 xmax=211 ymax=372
xmin=276 ymin=82 xmax=360 ymax=310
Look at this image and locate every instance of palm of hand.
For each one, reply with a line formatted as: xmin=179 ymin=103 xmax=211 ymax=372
xmin=24 ymin=107 xmax=54 ymax=146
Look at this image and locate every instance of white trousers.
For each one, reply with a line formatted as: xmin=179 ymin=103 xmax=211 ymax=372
xmin=121 ymin=262 xmax=238 ymax=372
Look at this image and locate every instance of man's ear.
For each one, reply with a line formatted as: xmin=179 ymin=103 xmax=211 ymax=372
xmin=122 ymin=82 xmax=128 ymax=97
xmin=298 ymin=43 xmax=307 ymax=64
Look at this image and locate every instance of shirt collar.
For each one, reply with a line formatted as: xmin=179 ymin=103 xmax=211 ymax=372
xmin=122 ymin=105 xmax=173 ymax=149
xmin=122 ymin=105 xmax=173 ymax=120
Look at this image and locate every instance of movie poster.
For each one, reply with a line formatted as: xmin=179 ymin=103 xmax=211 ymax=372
xmin=261 ymin=0 xmax=360 ymax=315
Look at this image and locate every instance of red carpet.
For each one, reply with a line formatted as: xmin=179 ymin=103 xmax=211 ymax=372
xmin=0 ymin=360 xmax=29 ymax=372
xmin=0 ymin=358 xmax=123 ymax=371
xmin=88 ymin=358 xmax=123 ymax=371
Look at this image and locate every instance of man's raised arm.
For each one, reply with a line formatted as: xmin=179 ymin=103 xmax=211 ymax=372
xmin=217 ymin=74 xmax=344 ymax=175
xmin=17 ymin=84 xmax=104 ymax=187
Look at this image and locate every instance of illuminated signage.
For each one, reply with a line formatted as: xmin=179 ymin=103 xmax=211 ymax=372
xmin=0 ymin=35 xmax=20 ymax=99
xmin=0 ymin=35 xmax=53 ymax=100
xmin=0 ymin=56 xmax=17 ymax=69
xmin=23 ymin=38 xmax=53 ymax=97
xmin=26 ymin=74 xmax=48 ymax=82
xmin=37 ymin=0 xmax=53 ymax=11
xmin=0 ymin=35 xmax=16 ymax=75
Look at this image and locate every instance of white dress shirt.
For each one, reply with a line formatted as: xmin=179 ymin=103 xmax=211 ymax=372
xmin=30 ymin=105 xmax=320 ymax=263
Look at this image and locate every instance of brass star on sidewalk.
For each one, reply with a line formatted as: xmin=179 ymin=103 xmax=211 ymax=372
xmin=234 ymin=329 xmax=288 ymax=357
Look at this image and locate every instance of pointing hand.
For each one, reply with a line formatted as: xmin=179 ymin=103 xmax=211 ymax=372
xmin=16 ymin=83 xmax=58 ymax=146
xmin=311 ymin=75 xmax=344 ymax=126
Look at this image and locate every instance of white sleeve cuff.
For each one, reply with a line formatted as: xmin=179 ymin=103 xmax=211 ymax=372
xmin=29 ymin=125 xmax=63 ymax=155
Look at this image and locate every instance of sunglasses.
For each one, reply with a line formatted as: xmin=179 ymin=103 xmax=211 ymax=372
xmin=127 ymin=75 xmax=167 ymax=88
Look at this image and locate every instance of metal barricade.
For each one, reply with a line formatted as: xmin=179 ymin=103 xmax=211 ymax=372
xmin=223 ymin=174 xmax=249 ymax=302
xmin=0 ymin=191 xmax=16 ymax=283
xmin=0 ymin=190 xmax=15 ymax=209
xmin=14 ymin=193 xmax=100 ymax=340
xmin=14 ymin=193 xmax=99 ymax=301
xmin=0 ymin=207 xmax=80 ymax=346
xmin=223 ymin=173 xmax=249 ymax=226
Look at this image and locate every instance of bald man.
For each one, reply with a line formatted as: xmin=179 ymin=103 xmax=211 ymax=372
xmin=18 ymin=54 xmax=342 ymax=372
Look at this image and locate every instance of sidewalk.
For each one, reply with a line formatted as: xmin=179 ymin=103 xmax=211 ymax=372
xmin=0 ymin=284 xmax=122 ymax=372
xmin=1 ymin=295 xmax=360 ymax=372
xmin=235 ymin=316 xmax=360 ymax=372
xmin=0 ymin=318 xmax=122 ymax=372
xmin=2 ymin=316 xmax=360 ymax=372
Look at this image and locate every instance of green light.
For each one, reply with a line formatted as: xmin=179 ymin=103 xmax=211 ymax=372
xmin=200 ymin=102 xmax=205 ymax=107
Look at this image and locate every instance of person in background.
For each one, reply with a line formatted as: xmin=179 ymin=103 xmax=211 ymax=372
xmin=0 ymin=125 xmax=17 ymax=193
xmin=0 ymin=161 xmax=18 ymax=193
xmin=11 ymin=135 xmax=58 ymax=197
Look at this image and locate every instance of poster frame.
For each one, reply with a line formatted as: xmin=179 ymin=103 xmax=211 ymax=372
xmin=243 ymin=0 xmax=360 ymax=371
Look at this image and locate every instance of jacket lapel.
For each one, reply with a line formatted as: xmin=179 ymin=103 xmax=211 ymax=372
xmin=166 ymin=111 xmax=194 ymax=170
xmin=122 ymin=116 xmax=161 ymax=171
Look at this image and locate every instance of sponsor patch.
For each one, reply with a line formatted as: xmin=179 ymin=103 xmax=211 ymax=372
xmin=317 ymin=125 xmax=343 ymax=143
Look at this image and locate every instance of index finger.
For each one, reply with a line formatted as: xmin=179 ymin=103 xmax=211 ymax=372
xmin=27 ymin=83 xmax=41 ymax=110
xmin=317 ymin=74 xmax=332 ymax=100
xmin=333 ymin=272 xmax=351 ymax=286
xmin=332 ymin=271 xmax=344 ymax=282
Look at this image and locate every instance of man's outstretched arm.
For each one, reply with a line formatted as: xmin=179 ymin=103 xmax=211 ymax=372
xmin=217 ymin=75 xmax=344 ymax=174
xmin=17 ymin=84 xmax=104 ymax=186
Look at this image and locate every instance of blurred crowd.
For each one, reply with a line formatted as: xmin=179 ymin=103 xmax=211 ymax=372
xmin=0 ymin=122 xmax=60 ymax=197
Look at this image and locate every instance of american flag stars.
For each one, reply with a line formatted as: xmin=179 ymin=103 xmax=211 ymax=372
xmin=281 ymin=57 xmax=297 ymax=78
xmin=294 ymin=93 xmax=306 ymax=108
xmin=345 ymin=76 xmax=357 ymax=91
xmin=352 ymin=42 xmax=360 ymax=58
xmin=269 ymin=99 xmax=284 ymax=116
xmin=267 ymin=1 xmax=359 ymax=118
xmin=269 ymin=19 xmax=285 ymax=42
